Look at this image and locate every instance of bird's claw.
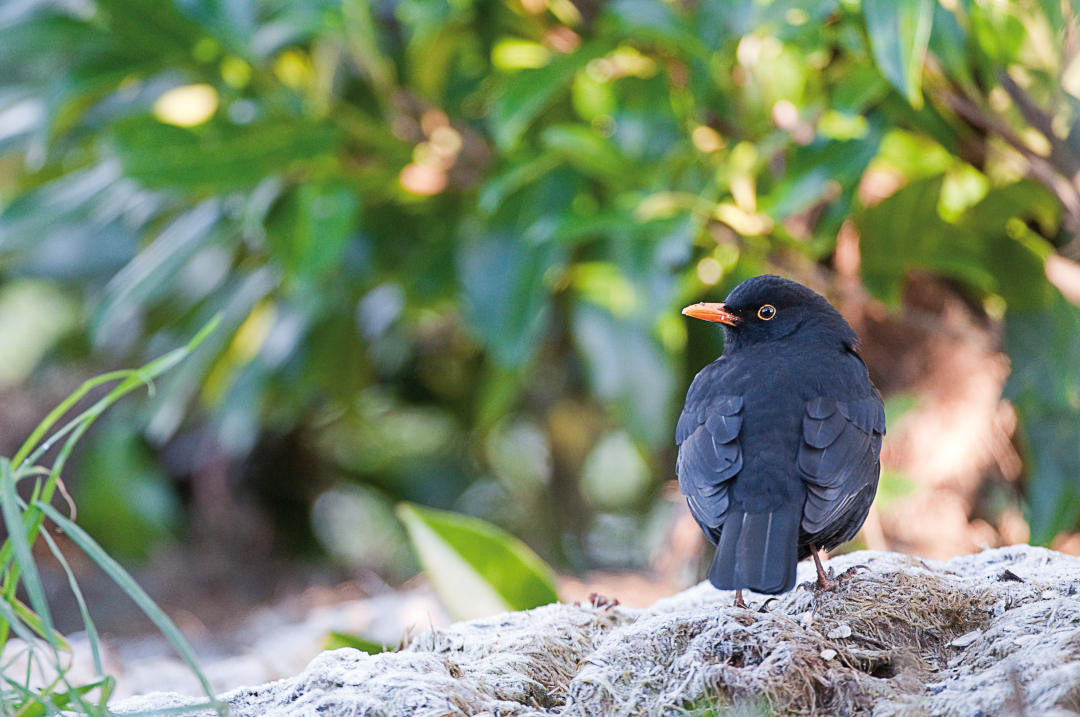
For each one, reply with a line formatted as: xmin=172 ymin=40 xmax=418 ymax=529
xmin=816 ymin=564 xmax=869 ymax=591
xmin=587 ymin=593 xmax=620 ymax=610
xmin=838 ymin=564 xmax=870 ymax=581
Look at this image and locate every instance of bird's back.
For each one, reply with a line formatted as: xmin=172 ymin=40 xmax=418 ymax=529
xmin=677 ymin=335 xmax=881 ymax=594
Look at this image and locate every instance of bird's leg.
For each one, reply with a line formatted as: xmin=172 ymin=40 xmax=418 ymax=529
xmin=733 ymin=589 xmax=748 ymax=609
xmin=812 ymin=545 xmax=868 ymax=590
xmin=811 ymin=546 xmax=835 ymax=590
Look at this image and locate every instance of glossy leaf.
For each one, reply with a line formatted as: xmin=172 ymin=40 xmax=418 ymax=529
xmin=859 ymin=177 xmax=991 ymax=306
xmin=396 ymin=503 xmax=558 ymax=621
xmin=863 ymin=0 xmax=934 ymax=108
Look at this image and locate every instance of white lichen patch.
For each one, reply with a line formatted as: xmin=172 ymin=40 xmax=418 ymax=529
xmin=113 ymin=546 xmax=1080 ymax=717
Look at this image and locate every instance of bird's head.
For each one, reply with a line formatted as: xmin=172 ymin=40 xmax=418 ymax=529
xmin=682 ymin=274 xmax=857 ymax=352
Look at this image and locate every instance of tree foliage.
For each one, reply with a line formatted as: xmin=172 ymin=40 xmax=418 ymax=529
xmin=1 ymin=0 xmax=1080 ymax=561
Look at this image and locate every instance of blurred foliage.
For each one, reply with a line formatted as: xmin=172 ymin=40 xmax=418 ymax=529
xmin=2 ymin=0 xmax=1080 ymax=576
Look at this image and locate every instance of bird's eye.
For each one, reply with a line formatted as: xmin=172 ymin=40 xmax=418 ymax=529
xmin=757 ymin=304 xmax=776 ymax=320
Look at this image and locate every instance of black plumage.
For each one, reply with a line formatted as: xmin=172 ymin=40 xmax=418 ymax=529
xmin=676 ymin=275 xmax=884 ymax=597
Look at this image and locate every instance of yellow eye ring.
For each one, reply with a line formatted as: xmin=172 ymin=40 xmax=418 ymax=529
xmin=757 ymin=304 xmax=776 ymax=320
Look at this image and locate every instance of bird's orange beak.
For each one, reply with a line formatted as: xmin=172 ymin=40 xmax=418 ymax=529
xmin=682 ymin=302 xmax=740 ymax=326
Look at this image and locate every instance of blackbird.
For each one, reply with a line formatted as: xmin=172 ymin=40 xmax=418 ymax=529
xmin=676 ymin=275 xmax=884 ymax=605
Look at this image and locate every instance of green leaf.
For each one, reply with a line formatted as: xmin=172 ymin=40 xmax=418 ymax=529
xmin=268 ymin=183 xmax=360 ymax=280
xmin=111 ymin=116 xmax=339 ymax=191
xmin=324 ymin=632 xmax=394 ymax=654
xmin=75 ymin=418 xmax=180 ymax=559
xmin=478 ymin=154 xmax=565 ymax=216
xmin=571 ymin=302 xmax=676 ymax=447
xmin=540 ymin=125 xmax=633 ymax=185
xmin=395 ymin=503 xmax=558 ymax=621
xmin=962 ymin=181 xmax=1061 ymax=311
xmin=962 ymin=180 xmax=1062 ymax=239
xmin=605 ymin=0 xmax=702 ymax=49
xmin=928 ymin=2 xmax=974 ymax=91
xmin=858 ymin=176 xmax=992 ymax=306
xmin=92 ymin=200 xmax=222 ymax=344
xmin=0 ymin=459 xmax=59 ymax=654
xmin=490 ymin=40 xmax=614 ymax=152
xmin=863 ymin=0 xmax=934 ymax=108
xmin=764 ymin=131 xmax=882 ymax=221
xmin=969 ymin=0 xmax=1027 ymax=65
xmin=96 ymin=0 xmax=206 ymax=60
xmin=1004 ymin=293 xmax=1080 ymax=544
xmin=458 ymin=235 xmax=564 ymax=368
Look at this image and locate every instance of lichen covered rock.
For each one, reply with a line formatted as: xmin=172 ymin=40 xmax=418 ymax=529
xmin=113 ymin=546 xmax=1080 ymax=716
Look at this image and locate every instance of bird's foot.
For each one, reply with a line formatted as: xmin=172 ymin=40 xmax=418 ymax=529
xmin=587 ymin=593 xmax=620 ymax=610
xmin=733 ymin=589 xmax=748 ymax=609
xmin=813 ymin=555 xmax=869 ymax=591
xmin=757 ymin=597 xmax=779 ymax=613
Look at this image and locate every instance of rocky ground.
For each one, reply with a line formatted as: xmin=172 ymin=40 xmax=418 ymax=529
xmin=111 ymin=544 xmax=1080 ymax=716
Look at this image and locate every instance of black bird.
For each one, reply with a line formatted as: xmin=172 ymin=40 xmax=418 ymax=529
xmin=676 ymin=275 xmax=884 ymax=606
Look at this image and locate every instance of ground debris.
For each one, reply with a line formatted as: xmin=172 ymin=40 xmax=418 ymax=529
xmin=113 ymin=546 xmax=1080 ymax=717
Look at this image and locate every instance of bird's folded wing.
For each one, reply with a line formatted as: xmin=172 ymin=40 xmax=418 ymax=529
xmin=676 ymin=395 xmax=743 ymax=539
xmin=798 ymin=395 xmax=885 ymax=534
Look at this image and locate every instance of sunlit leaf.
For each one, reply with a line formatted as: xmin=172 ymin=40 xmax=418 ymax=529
xmin=396 ymin=503 xmax=558 ymax=621
xmin=863 ymin=0 xmax=934 ymax=108
xmin=490 ymin=40 xmax=614 ymax=151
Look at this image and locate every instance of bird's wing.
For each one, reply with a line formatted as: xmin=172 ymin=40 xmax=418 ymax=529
xmin=676 ymin=393 xmax=743 ymax=543
xmin=797 ymin=393 xmax=886 ymax=535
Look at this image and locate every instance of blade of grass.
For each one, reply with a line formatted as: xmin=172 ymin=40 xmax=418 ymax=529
xmin=0 ymin=595 xmax=48 ymax=657
xmin=10 ymin=372 xmax=133 ymax=473
xmin=0 ymin=317 xmax=222 ymax=632
xmin=37 ymin=528 xmax=101 ymax=676
xmin=35 ymin=503 xmax=226 ymax=717
xmin=12 ymin=314 xmax=220 ymax=474
xmin=10 ymin=599 xmax=69 ymax=651
xmin=0 ymin=461 xmax=60 ymax=658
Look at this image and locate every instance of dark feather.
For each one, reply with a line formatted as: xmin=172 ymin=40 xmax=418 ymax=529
xmin=676 ymin=390 xmax=743 ymax=543
xmin=799 ymin=397 xmax=883 ymax=542
xmin=710 ymin=506 xmax=801 ymax=594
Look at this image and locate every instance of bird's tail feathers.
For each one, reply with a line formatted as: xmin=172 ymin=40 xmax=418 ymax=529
xmin=709 ymin=507 xmax=800 ymax=595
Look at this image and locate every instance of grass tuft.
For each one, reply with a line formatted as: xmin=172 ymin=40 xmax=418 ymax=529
xmin=0 ymin=317 xmax=226 ymax=716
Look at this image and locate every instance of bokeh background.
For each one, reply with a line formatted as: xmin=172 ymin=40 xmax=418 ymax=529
xmin=2 ymin=0 xmax=1080 ymax=640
